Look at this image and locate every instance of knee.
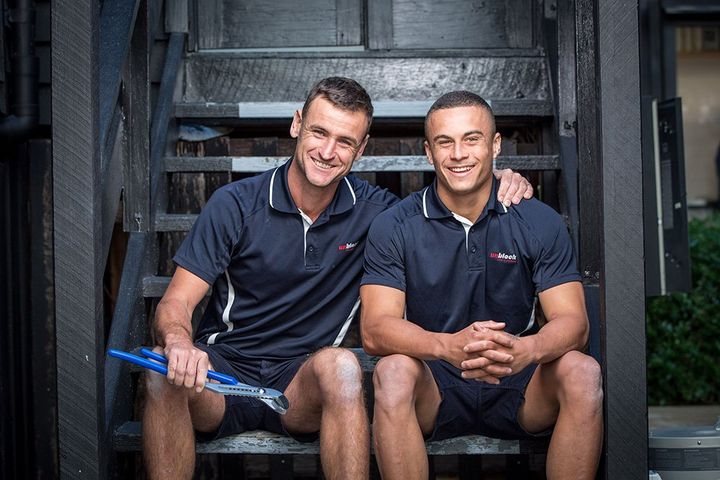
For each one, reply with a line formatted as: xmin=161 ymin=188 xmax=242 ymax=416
xmin=373 ymin=355 xmax=422 ymax=411
xmin=144 ymin=370 xmax=186 ymax=405
xmin=311 ymin=347 xmax=364 ymax=402
xmin=555 ymin=351 xmax=603 ymax=408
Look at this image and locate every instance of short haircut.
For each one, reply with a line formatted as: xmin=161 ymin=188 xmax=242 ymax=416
xmin=424 ymin=91 xmax=496 ymax=140
xmin=302 ymin=77 xmax=374 ymax=133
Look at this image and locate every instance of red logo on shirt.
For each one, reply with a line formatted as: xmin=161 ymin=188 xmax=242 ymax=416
xmin=490 ymin=251 xmax=518 ymax=264
xmin=338 ymin=241 xmax=359 ymax=252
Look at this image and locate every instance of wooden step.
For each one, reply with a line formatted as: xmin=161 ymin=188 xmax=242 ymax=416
xmin=163 ymin=155 xmax=560 ymax=173
xmin=114 ymin=420 xmax=547 ymax=455
xmin=181 ymin=55 xmax=552 ymax=121
xmin=175 ymin=99 xmax=553 ymax=120
xmin=154 ymin=214 xmax=197 ymax=232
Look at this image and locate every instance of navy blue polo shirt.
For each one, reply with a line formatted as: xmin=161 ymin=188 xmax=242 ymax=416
xmin=174 ymin=158 xmax=398 ymax=361
xmin=361 ymin=178 xmax=581 ymax=336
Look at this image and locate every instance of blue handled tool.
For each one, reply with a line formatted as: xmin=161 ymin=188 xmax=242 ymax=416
xmin=108 ymin=348 xmax=289 ymax=414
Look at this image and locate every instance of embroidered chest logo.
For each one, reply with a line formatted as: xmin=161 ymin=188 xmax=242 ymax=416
xmin=489 ymin=251 xmax=518 ymax=264
xmin=338 ymin=241 xmax=359 ymax=252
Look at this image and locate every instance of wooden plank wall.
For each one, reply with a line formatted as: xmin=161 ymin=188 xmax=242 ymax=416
xmin=391 ymin=0 xmax=533 ymax=49
xmin=52 ymin=0 xmax=105 ymax=478
xmin=197 ymin=0 xmax=362 ymax=49
xmin=196 ymin=0 xmax=533 ymax=50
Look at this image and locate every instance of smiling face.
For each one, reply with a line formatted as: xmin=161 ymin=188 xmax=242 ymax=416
xmin=289 ymin=96 xmax=369 ymax=191
xmin=424 ymin=105 xmax=501 ymax=213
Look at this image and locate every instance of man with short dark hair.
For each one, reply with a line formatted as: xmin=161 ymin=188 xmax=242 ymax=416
xmin=361 ymin=91 xmax=603 ymax=479
xmin=142 ymin=79 xmax=533 ymax=479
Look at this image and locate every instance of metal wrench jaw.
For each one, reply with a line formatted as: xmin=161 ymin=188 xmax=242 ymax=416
xmin=204 ymin=383 xmax=290 ymax=415
xmin=264 ymin=388 xmax=289 ymax=414
xmin=261 ymin=395 xmax=289 ymax=415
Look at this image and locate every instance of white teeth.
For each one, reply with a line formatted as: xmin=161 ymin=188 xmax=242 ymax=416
xmin=449 ymin=166 xmax=473 ymax=173
xmin=312 ymin=159 xmax=333 ymax=170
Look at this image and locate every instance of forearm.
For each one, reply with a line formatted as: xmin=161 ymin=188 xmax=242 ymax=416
xmin=362 ymin=315 xmax=449 ymax=361
xmin=154 ymin=297 xmax=194 ymax=347
xmin=527 ymin=314 xmax=588 ymax=364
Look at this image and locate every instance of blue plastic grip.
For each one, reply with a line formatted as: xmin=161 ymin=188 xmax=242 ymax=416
xmin=138 ymin=347 xmax=239 ymax=385
xmin=108 ymin=349 xmax=168 ymax=376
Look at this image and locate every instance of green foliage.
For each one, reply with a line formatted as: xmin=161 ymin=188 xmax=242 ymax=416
xmin=646 ymin=212 xmax=720 ymax=405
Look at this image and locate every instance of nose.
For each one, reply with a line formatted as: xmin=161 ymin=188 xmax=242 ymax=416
xmin=451 ymin=142 xmax=467 ymax=161
xmin=319 ymin=137 xmax=337 ymax=159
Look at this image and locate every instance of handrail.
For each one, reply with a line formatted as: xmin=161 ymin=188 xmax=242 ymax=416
xmin=99 ymin=0 xmax=140 ymax=151
xmin=104 ymin=31 xmax=186 ymax=438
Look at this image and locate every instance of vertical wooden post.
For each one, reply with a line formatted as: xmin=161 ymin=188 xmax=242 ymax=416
xmin=122 ymin=0 xmax=150 ymax=232
xmin=577 ymin=0 xmax=648 ymax=477
xmin=52 ymin=0 xmax=105 ymax=477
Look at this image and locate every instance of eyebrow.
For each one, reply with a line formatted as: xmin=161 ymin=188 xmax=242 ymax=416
xmin=431 ymin=130 xmax=485 ymax=143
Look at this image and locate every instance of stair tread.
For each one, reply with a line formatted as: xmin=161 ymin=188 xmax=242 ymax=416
xmin=114 ymin=420 xmax=547 ymax=455
xmin=163 ymin=155 xmax=560 ymax=173
xmin=176 ymin=99 xmax=553 ymax=120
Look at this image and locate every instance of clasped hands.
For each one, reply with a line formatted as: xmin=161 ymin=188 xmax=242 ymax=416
xmin=446 ymin=320 xmax=533 ymax=384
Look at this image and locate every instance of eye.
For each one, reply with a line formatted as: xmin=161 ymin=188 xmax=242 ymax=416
xmin=465 ymin=136 xmax=480 ymax=144
xmin=437 ymin=139 xmax=453 ymax=147
xmin=310 ymin=128 xmax=327 ymax=138
xmin=338 ymin=138 xmax=356 ymax=149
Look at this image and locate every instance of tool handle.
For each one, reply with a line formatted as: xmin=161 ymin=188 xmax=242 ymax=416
xmin=108 ymin=349 xmax=168 ymax=376
xmin=139 ymin=347 xmax=238 ymax=385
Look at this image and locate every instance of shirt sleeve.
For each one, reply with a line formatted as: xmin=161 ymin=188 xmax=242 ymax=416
xmin=532 ymin=216 xmax=582 ymax=292
xmin=173 ymin=187 xmax=243 ymax=286
xmin=360 ymin=211 xmax=407 ymax=292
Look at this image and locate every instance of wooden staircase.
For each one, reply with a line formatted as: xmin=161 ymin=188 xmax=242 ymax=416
xmin=106 ymin=17 xmax=573 ymax=480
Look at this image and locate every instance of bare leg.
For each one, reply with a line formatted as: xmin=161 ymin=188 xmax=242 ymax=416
xmin=372 ymin=354 xmax=442 ymax=480
xmin=142 ymin=370 xmax=225 ymax=480
xmin=281 ymin=347 xmax=369 ymax=480
xmin=519 ymin=351 xmax=603 ymax=480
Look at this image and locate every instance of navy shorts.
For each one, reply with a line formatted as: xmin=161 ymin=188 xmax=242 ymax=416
xmin=426 ymin=360 xmax=552 ymax=441
xmin=194 ymin=343 xmax=314 ymax=442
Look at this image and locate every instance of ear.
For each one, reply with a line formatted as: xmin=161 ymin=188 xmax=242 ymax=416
xmin=492 ymin=132 xmax=502 ymax=159
xmin=424 ymin=140 xmax=434 ymax=166
xmin=290 ymin=110 xmax=302 ymax=138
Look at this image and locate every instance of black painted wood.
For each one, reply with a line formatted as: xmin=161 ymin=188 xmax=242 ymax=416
xmin=114 ymin=419 xmax=549 ymax=455
xmin=175 ymin=99 xmax=553 ymax=121
xmin=99 ymin=0 xmax=139 ymax=150
xmin=336 ymin=0 xmax=361 ymax=47
xmin=52 ymin=0 xmax=104 ymax=476
xmin=576 ymin=0 xmax=602 ymax=283
xmin=506 ymin=0 xmax=534 ymax=48
xmin=197 ymin=0 xmax=361 ymax=49
xmin=122 ymin=0 xmax=150 ymax=232
xmin=101 ymin=107 xmax=125 ymax=257
xmin=149 ymin=33 xmax=185 ymax=229
xmin=105 ymin=233 xmax=157 ymax=435
xmin=155 ymin=213 xmax=197 ymax=232
xmin=556 ymin=0 xmax=581 ymax=264
xmin=163 ymin=155 xmax=560 ymax=173
xmin=165 ymin=0 xmax=188 ymax=33
xmin=596 ymin=1 xmax=647 ymax=478
xmin=391 ymin=0 xmax=533 ymax=49
xmin=368 ymin=0 xmax=393 ymax=49
xmin=181 ymin=56 xmax=550 ymax=105
xmin=28 ymin=140 xmax=58 ymax=478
